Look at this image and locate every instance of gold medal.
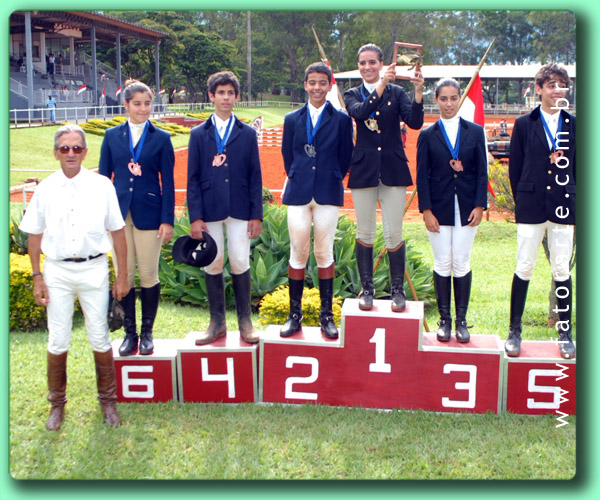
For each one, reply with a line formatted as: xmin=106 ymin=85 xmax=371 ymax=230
xmin=364 ymin=118 xmax=379 ymax=132
xmin=212 ymin=154 xmax=226 ymax=167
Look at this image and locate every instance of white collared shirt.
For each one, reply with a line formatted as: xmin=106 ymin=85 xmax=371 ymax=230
xmin=307 ymin=102 xmax=326 ymax=128
xmin=20 ymin=167 xmax=125 ymax=261
xmin=363 ymin=80 xmax=381 ymax=94
xmin=212 ymin=113 xmax=234 ymax=138
xmin=440 ymin=115 xmax=460 ymax=147
xmin=128 ymin=119 xmax=148 ymax=147
xmin=540 ymin=107 xmax=561 ymax=149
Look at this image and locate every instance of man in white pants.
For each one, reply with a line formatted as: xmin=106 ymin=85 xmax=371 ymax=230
xmin=504 ymin=64 xmax=576 ymax=359
xmin=20 ymin=124 xmax=129 ymax=430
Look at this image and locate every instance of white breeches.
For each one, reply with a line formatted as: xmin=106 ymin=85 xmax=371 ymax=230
xmin=204 ymin=217 xmax=251 ymax=275
xmin=515 ymin=221 xmax=574 ymax=281
xmin=287 ymin=199 xmax=339 ymax=269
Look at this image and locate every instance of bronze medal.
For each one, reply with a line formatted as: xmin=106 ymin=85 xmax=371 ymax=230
xmin=449 ymin=159 xmax=464 ymax=172
xmin=212 ymin=154 xmax=226 ymax=167
xmin=127 ymin=161 xmax=142 ymax=176
xmin=549 ymin=149 xmax=564 ymax=164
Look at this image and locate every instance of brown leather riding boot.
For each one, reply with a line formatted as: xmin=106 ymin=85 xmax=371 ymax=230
xmin=46 ymin=351 xmax=68 ymax=431
xmin=93 ymin=349 xmax=121 ymax=427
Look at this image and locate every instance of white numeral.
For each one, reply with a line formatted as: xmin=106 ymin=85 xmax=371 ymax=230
xmin=442 ymin=364 xmax=477 ymax=409
xmin=285 ymin=356 xmax=319 ymax=400
xmin=201 ymin=357 xmax=236 ymax=399
xmin=527 ymin=369 xmax=568 ymax=409
xmin=122 ymin=365 xmax=155 ymax=398
xmin=369 ymin=328 xmax=391 ymax=373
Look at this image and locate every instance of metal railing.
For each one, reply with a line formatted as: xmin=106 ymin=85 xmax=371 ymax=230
xmin=9 ymin=101 xmax=304 ymax=128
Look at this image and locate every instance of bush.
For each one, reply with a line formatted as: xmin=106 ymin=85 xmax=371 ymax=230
xmin=9 ymin=253 xmax=47 ymax=331
xmin=488 ymin=160 xmax=515 ymax=218
xmin=158 ymin=201 xmax=435 ymax=310
xmin=10 ymin=216 xmax=28 ymax=255
xmin=258 ymin=285 xmax=342 ymax=327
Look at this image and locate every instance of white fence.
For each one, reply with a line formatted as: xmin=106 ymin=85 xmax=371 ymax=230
xmin=9 ymin=100 xmax=304 ymax=128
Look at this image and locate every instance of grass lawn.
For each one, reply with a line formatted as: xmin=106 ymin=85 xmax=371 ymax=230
xmin=9 ymin=222 xmax=576 ymax=480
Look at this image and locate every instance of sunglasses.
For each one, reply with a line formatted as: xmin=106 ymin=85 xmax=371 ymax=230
xmin=56 ymin=145 xmax=85 ymax=154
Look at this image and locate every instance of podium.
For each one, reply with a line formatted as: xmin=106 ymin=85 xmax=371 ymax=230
xmin=112 ymin=298 xmax=575 ymax=417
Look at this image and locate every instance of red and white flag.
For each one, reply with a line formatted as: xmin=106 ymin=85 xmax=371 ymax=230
xmin=77 ymin=84 xmax=87 ymax=95
xmin=115 ymin=86 xmax=122 ymax=97
xmin=457 ymin=73 xmax=495 ymax=198
xmin=523 ymin=83 xmax=531 ymax=97
xmin=159 ymin=88 xmax=166 ymax=95
xmin=102 ymin=87 xmax=106 ymax=97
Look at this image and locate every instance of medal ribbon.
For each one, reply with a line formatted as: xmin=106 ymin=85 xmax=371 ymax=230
xmin=213 ymin=114 xmax=234 ymax=154
xmin=438 ymin=119 xmax=461 ymax=161
xmin=306 ymin=104 xmax=326 ymax=146
xmin=539 ymin=110 xmax=563 ymax=152
xmin=360 ymin=85 xmax=376 ymax=119
xmin=128 ymin=121 xmax=150 ymax=164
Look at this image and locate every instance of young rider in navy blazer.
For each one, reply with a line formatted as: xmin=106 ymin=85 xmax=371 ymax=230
xmin=417 ymin=78 xmax=488 ymax=343
xmin=280 ymin=62 xmax=353 ymax=339
xmin=504 ymin=64 xmax=576 ymax=359
xmin=99 ymin=80 xmax=175 ymax=357
xmin=344 ymin=43 xmax=424 ymax=313
xmin=187 ymin=71 xmax=263 ymax=345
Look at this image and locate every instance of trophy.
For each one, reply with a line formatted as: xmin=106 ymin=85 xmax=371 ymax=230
xmin=392 ymin=42 xmax=422 ymax=80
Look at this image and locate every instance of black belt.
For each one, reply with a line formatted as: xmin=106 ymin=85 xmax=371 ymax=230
xmin=62 ymin=253 xmax=103 ymax=263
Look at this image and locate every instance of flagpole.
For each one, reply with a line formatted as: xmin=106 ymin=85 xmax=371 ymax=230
xmin=458 ymin=38 xmax=496 ymax=110
xmin=311 ymin=25 xmax=347 ymax=112
xmin=373 ymin=38 xmax=496 ymax=331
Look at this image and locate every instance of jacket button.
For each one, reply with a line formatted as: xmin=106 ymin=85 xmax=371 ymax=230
xmin=224 ymin=163 xmax=228 ymax=167
xmin=375 ymin=111 xmax=380 ymax=116
xmin=130 ymin=178 xmax=134 ymax=182
xmin=129 ymin=187 xmax=133 ymax=192
xmin=547 ymin=185 xmax=551 ymax=190
xmin=548 ymin=170 xmax=552 ymax=174
xmin=312 ymin=166 xmax=316 ymax=170
xmin=454 ymin=174 xmax=458 ymax=178
xmin=225 ymin=178 xmax=229 ymax=183
xmin=377 ymin=146 xmax=382 ymax=151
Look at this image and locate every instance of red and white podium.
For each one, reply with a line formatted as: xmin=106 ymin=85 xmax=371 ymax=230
xmin=260 ymin=299 xmax=503 ymax=413
xmin=502 ymin=341 xmax=576 ymax=416
xmin=113 ymin=339 xmax=179 ymax=403
xmin=176 ymin=331 xmax=258 ymax=404
xmin=112 ymin=298 xmax=575 ymax=416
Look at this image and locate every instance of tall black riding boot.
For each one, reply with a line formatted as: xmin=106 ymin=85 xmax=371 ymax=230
xmin=139 ymin=283 xmax=160 ymax=355
xmin=232 ymin=269 xmax=260 ymax=344
xmin=505 ymin=274 xmax=529 ymax=357
xmin=118 ymin=288 xmax=138 ymax=356
xmin=319 ymin=265 xmax=338 ymax=339
xmin=388 ymin=242 xmax=406 ymax=312
xmin=555 ymin=277 xmax=576 ymax=359
xmin=355 ymin=240 xmax=374 ymax=310
xmin=453 ymin=271 xmax=472 ymax=343
xmin=434 ymin=271 xmax=452 ymax=342
xmin=280 ymin=266 xmax=304 ymax=337
xmin=196 ymin=273 xmax=227 ymax=345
